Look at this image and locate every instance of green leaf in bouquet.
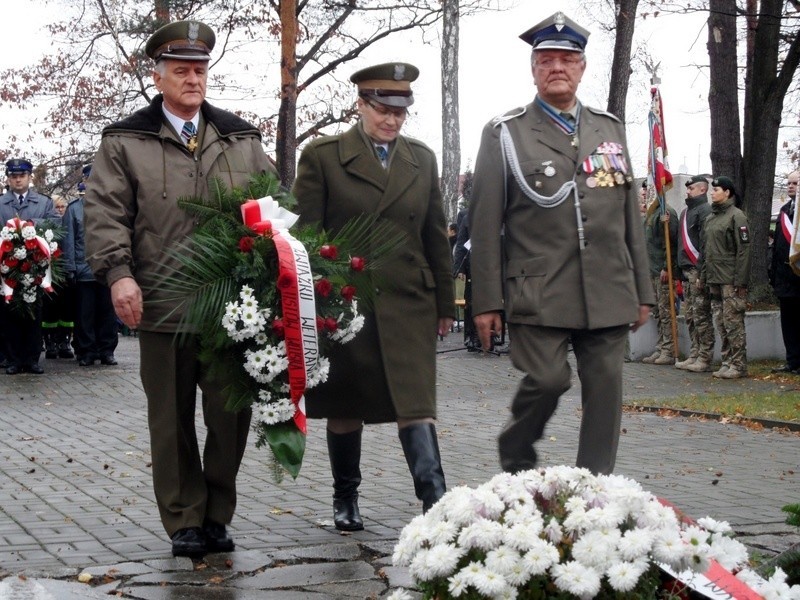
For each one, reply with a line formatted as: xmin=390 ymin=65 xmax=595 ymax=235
xmin=261 ymin=422 xmax=305 ymax=480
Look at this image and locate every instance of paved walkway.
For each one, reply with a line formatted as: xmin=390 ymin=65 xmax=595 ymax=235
xmin=0 ymin=333 xmax=797 ymax=598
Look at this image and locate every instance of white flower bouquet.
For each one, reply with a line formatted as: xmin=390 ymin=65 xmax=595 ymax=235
xmin=390 ymin=466 xmax=800 ymax=599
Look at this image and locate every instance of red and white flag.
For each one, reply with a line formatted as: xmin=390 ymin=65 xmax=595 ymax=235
xmin=648 ymin=87 xmax=673 ymax=210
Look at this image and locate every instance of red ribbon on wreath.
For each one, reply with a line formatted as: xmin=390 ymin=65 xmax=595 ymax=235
xmin=241 ymin=197 xmax=318 ymax=434
xmin=0 ymin=217 xmax=55 ymax=302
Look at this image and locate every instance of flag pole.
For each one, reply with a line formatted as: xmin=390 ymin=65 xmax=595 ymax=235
xmin=648 ymin=78 xmax=679 ymax=359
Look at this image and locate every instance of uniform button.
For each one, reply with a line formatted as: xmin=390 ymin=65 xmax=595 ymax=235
xmin=582 ymin=215 xmax=588 ymax=222
xmin=579 ymin=192 xmax=585 ymax=199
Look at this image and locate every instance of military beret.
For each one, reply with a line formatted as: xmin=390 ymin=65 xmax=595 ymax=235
xmin=145 ymin=20 xmax=215 ymax=62
xmin=711 ymin=176 xmax=736 ymax=196
xmin=350 ymin=62 xmax=419 ymax=108
xmin=685 ymin=175 xmax=708 ymax=187
xmin=5 ymin=158 xmax=33 ymax=175
xmin=519 ymin=11 xmax=590 ymax=52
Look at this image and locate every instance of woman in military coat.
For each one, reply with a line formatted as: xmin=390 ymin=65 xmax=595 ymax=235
xmin=293 ymin=63 xmax=454 ymax=530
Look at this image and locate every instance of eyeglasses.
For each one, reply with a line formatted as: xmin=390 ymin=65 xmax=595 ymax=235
xmin=534 ymin=56 xmax=584 ymax=70
xmin=364 ymin=98 xmax=407 ymax=120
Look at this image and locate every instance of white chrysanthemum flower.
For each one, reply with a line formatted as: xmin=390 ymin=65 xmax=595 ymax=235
xmin=501 ymin=554 xmax=534 ymax=587
xmin=0 ymin=228 xmax=12 ymax=240
xmin=409 ymin=544 xmax=463 ymax=580
xmin=709 ymin=535 xmax=749 ymax=571
xmin=441 ymin=487 xmax=481 ymax=527
xmin=44 ymin=229 xmax=54 ymax=242
xmin=254 ymin=332 xmax=268 ymax=345
xmin=697 ymin=516 xmax=733 ymax=535
xmin=48 ymin=241 xmax=57 ymax=253
xmin=21 ymin=274 xmax=34 ymax=286
xmin=23 ymin=291 xmax=37 ymax=303
xmin=13 ymin=247 xmax=27 ymax=259
xmin=563 ymin=506 xmax=591 ymax=534
xmin=306 ymin=357 xmax=330 ymax=388
xmin=0 ymin=265 xmax=8 ymax=273
xmin=571 ymin=529 xmax=619 ymax=571
xmin=738 ymin=567 xmax=800 ymax=600
xmin=618 ymin=527 xmax=654 ymax=561
xmin=427 ymin=520 xmax=458 ymax=546
xmin=503 ymin=521 xmax=544 ymax=551
xmin=638 ymin=501 xmax=680 ymax=530
xmin=457 ymin=519 xmax=505 ymax=551
xmin=254 ymin=404 xmax=284 ymax=425
xmin=471 ymin=486 xmax=505 ymax=520
xmin=682 ymin=525 xmax=711 ymax=548
xmin=385 ymin=589 xmax=413 ymax=600
xmin=543 ymin=516 xmax=563 ymax=544
xmin=606 ymin=560 xmax=648 ymax=592
xmin=257 ymin=389 xmax=272 ymax=403
xmin=502 ymin=502 xmax=539 ymax=527
xmin=522 ymin=538 xmax=559 ymax=575
xmin=652 ymin=530 xmax=688 ymax=567
xmin=21 ymin=225 xmax=36 ymax=239
xmin=447 ymin=571 xmax=469 ymax=597
xmin=551 ymin=560 xmax=602 ymax=599
xmin=240 ymin=284 xmax=255 ymax=299
xmin=485 ymin=546 xmax=520 ymax=577
xmin=585 ymin=504 xmax=626 ymax=529
xmin=393 ymin=515 xmax=430 ymax=566
xmin=469 ymin=567 xmax=510 ymax=597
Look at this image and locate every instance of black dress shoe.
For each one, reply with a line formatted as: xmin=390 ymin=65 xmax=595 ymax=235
xmin=203 ymin=520 xmax=234 ymax=552
xmin=333 ymin=498 xmax=364 ymax=531
xmin=771 ymin=364 xmax=800 ymax=374
xmin=99 ymin=355 xmax=118 ymax=366
xmin=171 ymin=527 xmax=207 ymax=558
xmin=26 ymin=364 xmax=44 ymax=375
xmin=5 ymin=365 xmax=20 ymax=375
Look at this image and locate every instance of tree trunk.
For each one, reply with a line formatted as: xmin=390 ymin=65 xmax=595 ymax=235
xmin=707 ymin=0 xmax=741 ymax=182
xmin=440 ymin=0 xmax=461 ymax=224
xmin=606 ymin=0 xmax=638 ymax=122
xmin=277 ymin=0 xmax=298 ymax=186
xmin=740 ymin=0 xmax=800 ymax=295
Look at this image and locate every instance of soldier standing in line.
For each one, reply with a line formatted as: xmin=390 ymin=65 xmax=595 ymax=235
xmin=469 ymin=12 xmax=653 ymax=476
xmin=769 ymin=170 xmax=800 ymax=375
xmin=641 ymin=195 xmax=679 ymax=365
xmin=675 ymin=176 xmax=716 ymax=373
xmin=698 ymin=176 xmax=751 ymax=379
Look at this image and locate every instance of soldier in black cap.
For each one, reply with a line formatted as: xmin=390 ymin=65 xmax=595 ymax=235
xmin=0 ymin=158 xmax=60 ymax=375
xmin=293 ymin=63 xmax=454 ymax=529
xmin=84 ymin=20 xmax=275 ymax=557
xmin=469 ymin=12 xmax=654 ymax=476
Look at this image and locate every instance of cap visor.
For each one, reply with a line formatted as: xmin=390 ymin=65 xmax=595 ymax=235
xmin=365 ymin=94 xmax=414 ymax=108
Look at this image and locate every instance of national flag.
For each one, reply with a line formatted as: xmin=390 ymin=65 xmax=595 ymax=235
xmin=648 ymin=87 xmax=673 ymax=213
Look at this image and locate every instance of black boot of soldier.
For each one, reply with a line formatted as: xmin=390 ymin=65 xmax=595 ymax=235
xmin=399 ymin=422 xmax=446 ymax=513
xmin=44 ymin=330 xmax=58 ymax=359
xmin=57 ymin=327 xmax=74 ymax=359
xmin=327 ymin=428 xmax=364 ymax=531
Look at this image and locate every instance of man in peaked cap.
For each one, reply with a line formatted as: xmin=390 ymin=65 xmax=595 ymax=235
xmin=0 ymin=158 xmax=60 ymax=375
xmin=293 ymin=62 xmax=453 ymax=529
xmin=84 ymin=19 xmax=275 ymax=557
xmin=469 ymin=12 xmax=653 ymax=476
xmin=675 ymin=175 xmax=715 ymax=373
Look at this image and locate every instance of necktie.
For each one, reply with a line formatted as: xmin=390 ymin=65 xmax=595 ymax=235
xmin=181 ymin=121 xmax=197 ymax=145
xmin=375 ymin=145 xmax=388 ymax=168
xmin=18 ymin=195 xmax=24 ymax=207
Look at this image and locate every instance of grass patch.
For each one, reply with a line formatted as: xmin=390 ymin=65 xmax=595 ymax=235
xmin=628 ymin=360 xmax=800 ymax=424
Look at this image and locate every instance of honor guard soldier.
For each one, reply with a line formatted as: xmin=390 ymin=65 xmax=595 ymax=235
xmin=0 ymin=158 xmax=60 ymax=374
xmin=469 ymin=12 xmax=654 ymax=475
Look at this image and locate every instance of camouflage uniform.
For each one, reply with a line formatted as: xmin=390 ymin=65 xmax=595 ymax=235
xmin=699 ymin=196 xmax=751 ymax=377
xmin=643 ymin=203 xmax=678 ymax=363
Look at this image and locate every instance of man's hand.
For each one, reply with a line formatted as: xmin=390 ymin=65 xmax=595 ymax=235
xmin=111 ymin=277 xmax=143 ymax=329
xmin=437 ymin=317 xmax=454 ymax=337
xmin=630 ymin=305 xmax=650 ymax=332
xmin=474 ymin=311 xmax=503 ymax=352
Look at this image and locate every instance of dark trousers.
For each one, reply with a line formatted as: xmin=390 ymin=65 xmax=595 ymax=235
xmin=2 ymin=303 xmax=43 ymax=368
xmin=139 ymin=331 xmax=251 ymax=536
xmin=779 ymin=296 xmax=800 ymax=369
xmin=499 ymin=323 xmax=628 ymax=475
xmin=74 ymin=281 xmax=119 ymax=359
xmin=42 ymin=282 xmax=76 ymax=329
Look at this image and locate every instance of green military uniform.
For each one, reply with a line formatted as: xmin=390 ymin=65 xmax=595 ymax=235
xmin=470 ymin=13 xmax=654 ymax=476
xmin=699 ymin=184 xmax=751 ymax=377
xmin=643 ymin=202 xmax=679 ymax=363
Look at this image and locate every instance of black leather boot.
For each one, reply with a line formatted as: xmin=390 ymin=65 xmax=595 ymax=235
xmin=399 ymin=423 xmax=446 ymax=513
xmin=57 ymin=328 xmax=75 ymax=359
xmin=327 ymin=428 xmax=364 ymax=531
xmin=44 ymin=331 xmax=58 ymax=359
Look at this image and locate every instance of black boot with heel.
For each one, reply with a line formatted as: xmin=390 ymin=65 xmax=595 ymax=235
xmin=399 ymin=422 xmax=446 ymax=513
xmin=327 ymin=428 xmax=364 ymax=531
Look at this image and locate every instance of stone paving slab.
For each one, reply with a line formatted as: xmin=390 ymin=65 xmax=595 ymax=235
xmin=0 ymin=333 xmax=797 ymax=598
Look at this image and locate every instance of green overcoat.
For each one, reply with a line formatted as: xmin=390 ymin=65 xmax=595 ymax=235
xmin=293 ymin=124 xmax=454 ymax=422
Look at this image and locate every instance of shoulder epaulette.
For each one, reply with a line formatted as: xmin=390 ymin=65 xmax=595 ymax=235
xmin=584 ymin=105 xmax=622 ymax=123
xmin=491 ymin=106 xmax=527 ymax=127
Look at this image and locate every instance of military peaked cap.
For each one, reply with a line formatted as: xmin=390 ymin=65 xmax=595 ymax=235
xmin=350 ymin=62 xmax=419 ymax=108
xmin=145 ymin=20 xmax=215 ymax=62
xmin=519 ymin=11 xmax=590 ymax=52
xmin=5 ymin=158 xmax=33 ymax=175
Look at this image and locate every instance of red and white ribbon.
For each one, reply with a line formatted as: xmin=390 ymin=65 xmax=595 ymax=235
xmin=790 ymin=204 xmax=800 ymax=276
xmin=779 ymin=210 xmax=794 ymax=245
xmin=680 ymin=211 xmax=700 ymax=266
xmin=241 ymin=197 xmax=317 ymax=434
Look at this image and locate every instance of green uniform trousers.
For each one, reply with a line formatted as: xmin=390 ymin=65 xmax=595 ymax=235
xmin=499 ymin=323 xmax=629 ymax=475
xmin=139 ymin=331 xmax=251 ymax=536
